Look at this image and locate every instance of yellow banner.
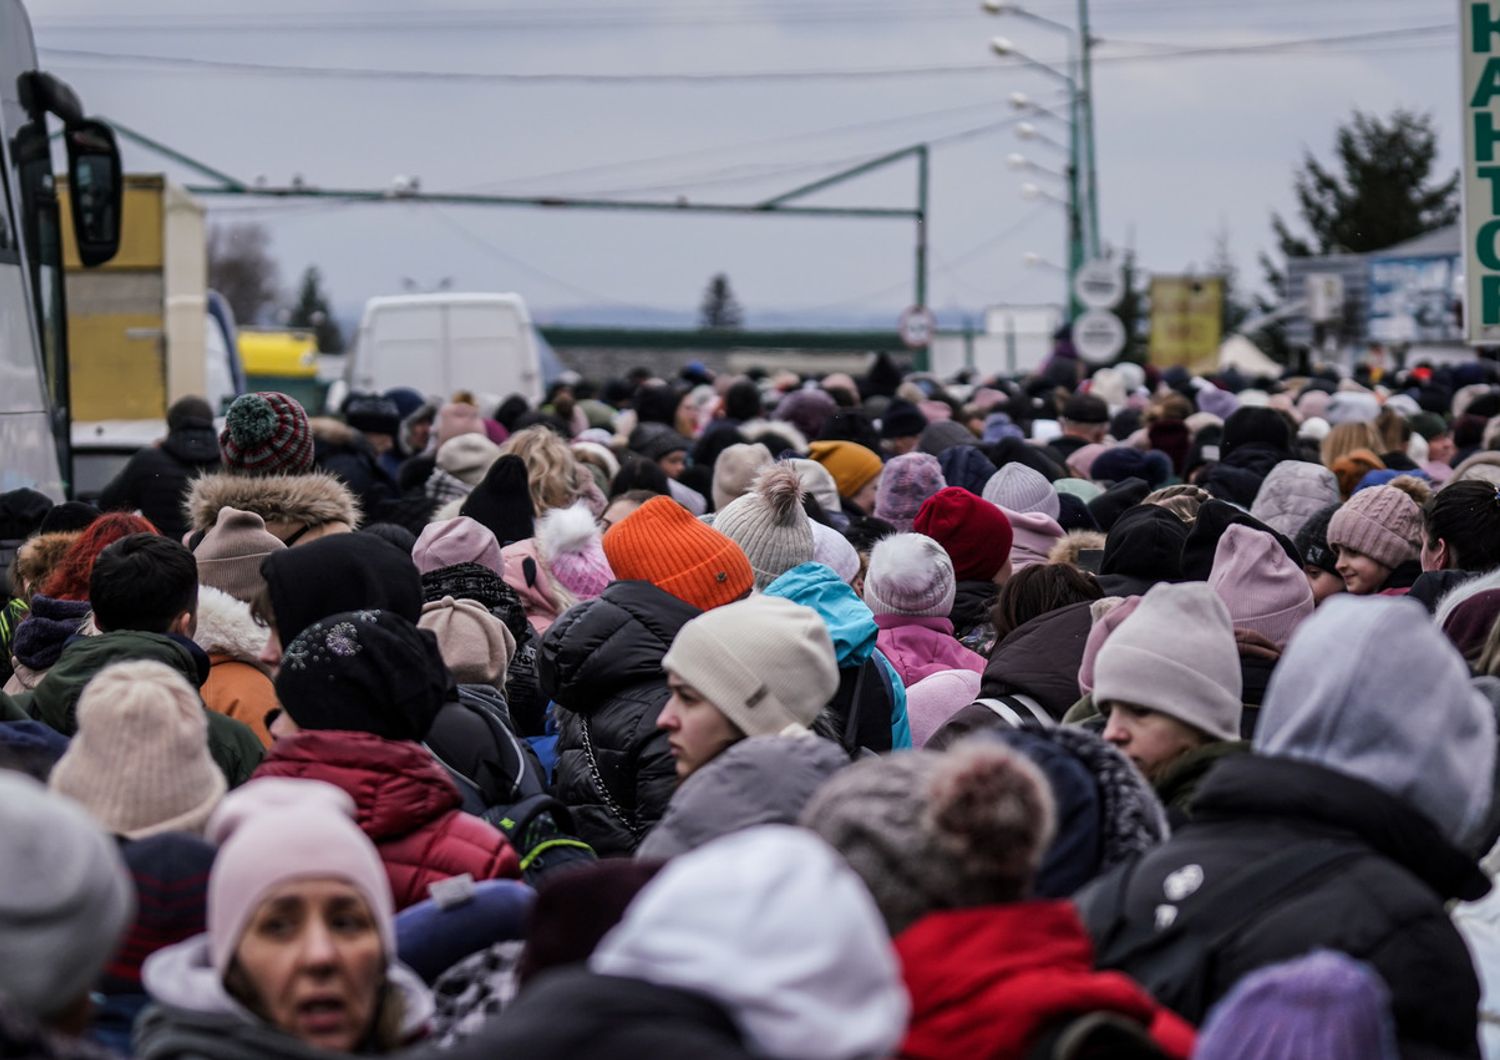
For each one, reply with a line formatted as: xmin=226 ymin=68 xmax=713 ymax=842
xmin=1148 ymin=276 xmax=1223 ymax=371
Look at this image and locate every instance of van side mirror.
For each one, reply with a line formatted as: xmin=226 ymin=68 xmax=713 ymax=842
xmin=64 ymin=119 xmax=122 ymax=267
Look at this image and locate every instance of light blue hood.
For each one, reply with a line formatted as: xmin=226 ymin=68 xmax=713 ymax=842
xmin=1258 ymin=594 xmax=1496 ymax=848
xmin=766 ymin=563 xmax=877 ymax=668
xmin=766 ymin=563 xmax=912 ymax=749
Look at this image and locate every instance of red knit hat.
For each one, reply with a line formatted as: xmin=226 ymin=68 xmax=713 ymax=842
xmin=219 ymin=392 xmax=314 ymax=476
xmin=913 ymin=487 xmax=1013 ymax=582
xmin=602 ymin=496 xmax=752 ymax=612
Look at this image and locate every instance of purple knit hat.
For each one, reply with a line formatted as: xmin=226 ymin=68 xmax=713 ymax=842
xmin=874 ymin=452 xmax=945 ymax=532
xmin=219 ymin=392 xmax=314 ymax=475
xmin=773 ymin=388 xmax=838 ymax=442
xmin=1195 ymin=950 xmax=1398 ymax=1060
xmin=1197 ymin=386 xmax=1240 ymax=421
xmin=412 ymin=516 xmax=503 ymax=576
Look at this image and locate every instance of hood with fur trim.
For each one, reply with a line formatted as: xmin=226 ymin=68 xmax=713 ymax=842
xmin=186 ymin=471 xmax=360 ymax=542
xmin=1048 ymin=530 xmax=1106 ymax=568
xmin=1435 ymin=567 xmax=1500 ymax=633
xmin=192 ymin=586 xmax=269 ymax=666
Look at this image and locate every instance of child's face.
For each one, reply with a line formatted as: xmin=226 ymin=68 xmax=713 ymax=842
xmin=1305 ymin=565 xmax=1345 ymax=605
xmin=1336 ymin=546 xmax=1392 ymax=596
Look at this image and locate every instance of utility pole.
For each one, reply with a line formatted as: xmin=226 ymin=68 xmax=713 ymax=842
xmin=1077 ymin=0 xmax=1100 ymax=257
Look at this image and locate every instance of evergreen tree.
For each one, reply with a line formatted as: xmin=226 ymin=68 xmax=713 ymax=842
xmin=699 ymin=273 xmax=744 ymax=330
xmin=286 ymin=266 xmax=345 ymax=353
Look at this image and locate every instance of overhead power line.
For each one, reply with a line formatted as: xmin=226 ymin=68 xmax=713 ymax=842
xmin=40 ymin=25 xmax=1454 ymax=86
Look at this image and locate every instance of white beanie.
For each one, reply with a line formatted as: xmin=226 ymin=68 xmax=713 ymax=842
xmin=983 ymin=463 xmax=1060 ymax=521
xmin=662 ymin=595 xmax=839 ymax=738
xmin=50 ymin=659 xmax=227 ymax=840
xmin=811 ymin=521 xmax=860 ymax=585
xmin=1093 ymin=582 xmax=1243 ymax=742
xmin=863 ymin=533 xmax=955 ymax=618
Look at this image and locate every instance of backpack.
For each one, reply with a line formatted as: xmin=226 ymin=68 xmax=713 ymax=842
xmin=973 ymin=693 xmax=1054 ymax=728
xmin=1087 ymin=842 xmax=1363 ymax=1021
xmin=426 ymin=688 xmax=595 ymax=884
xmin=1026 ymin=1011 xmax=1169 ymax=1060
xmin=814 ymin=658 xmax=893 ymax=757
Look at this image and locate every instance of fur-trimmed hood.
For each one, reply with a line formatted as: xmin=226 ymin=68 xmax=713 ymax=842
xmin=1048 ymin=530 xmax=1106 ymax=568
xmin=1436 ymin=567 xmax=1500 ymax=633
xmin=192 ymin=586 xmax=269 ymax=665
xmin=185 ymin=471 xmax=360 ymax=542
xmin=308 ymin=416 xmax=361 ymax=449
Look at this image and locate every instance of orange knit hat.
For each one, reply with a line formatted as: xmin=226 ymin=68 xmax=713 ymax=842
xmin=602 ymin=496 xmax=752 ymax=612
xmin=807 ymin=440 xmax=883 ymax=500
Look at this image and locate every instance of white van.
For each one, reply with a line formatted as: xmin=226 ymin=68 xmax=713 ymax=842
xmin=349 ymin=292 xmax=544 ymax=405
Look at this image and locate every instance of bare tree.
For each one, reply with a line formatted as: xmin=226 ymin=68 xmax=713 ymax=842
xmin=208 ymin=223 xmax=279 ymax=325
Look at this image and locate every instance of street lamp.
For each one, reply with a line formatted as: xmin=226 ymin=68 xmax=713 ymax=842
xmin=1022 ymin=251 xmax=1067 ymax=272
xmin=1009 ymin=152 xmax=1066 ymax=180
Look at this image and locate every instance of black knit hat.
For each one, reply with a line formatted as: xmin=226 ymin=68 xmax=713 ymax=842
xmin=460 ymin=455 xmax=537 ymax=546
xmin=1221 ymin=406 xmax=1292 ymax=457
xmin=1061 ymin=392 xmax=1109 ymax=425
xmin=344 ymin=395 xmax=402 ymax=437
xmin=879 ymin=399 xmax=926 ymax=440
xmin=261 ymin=532 xmax=423 ymax=645
xmin=0 ymin=488 xmax=52 ymax=542
xmin=38 ymin=501 xmax=99 ymax=536
xmin=1086 ymin=477 xmax=1151 ymax=532
xmin=628 ymin=423 xmax=691 ymax=463
xmin=1294 ymin=503 xmax=1342 ymax=577
xmin=421 ymin=562 xmax=529 ymax=641
xmin=275 ymin=609 xmax=451 ymax=742
xmin=1180 ymin=500 xmax=1300 ymax=582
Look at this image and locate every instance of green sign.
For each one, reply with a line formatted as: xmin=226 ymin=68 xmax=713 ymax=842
xmin=1464 ymin=2 xmax=1500 ymax=341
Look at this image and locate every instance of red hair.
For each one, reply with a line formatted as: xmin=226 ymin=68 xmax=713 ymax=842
xmin=42 ymin=513 xmax=158 ymax=601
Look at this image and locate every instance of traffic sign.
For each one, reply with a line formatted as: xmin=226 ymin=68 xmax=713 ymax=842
xmin=898 ymin=305 xmax=937 ymax=349
xmin=1071 ymin=309 xmax=1126 ymax=364
xmin=1073 ymin=258 xmax=1126 ymax=310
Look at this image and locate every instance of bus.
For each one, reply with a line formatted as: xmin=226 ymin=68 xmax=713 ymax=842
xmin=0 ymin=0 xmax=123 ymax=498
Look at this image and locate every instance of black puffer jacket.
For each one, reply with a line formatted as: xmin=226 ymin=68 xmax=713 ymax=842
xmin=1078 ymin=755 xmax=1489 ymax=1058
xmin=98 ymin=426 xmax=221 ymax=538
xmin=539 ymin=581 xmax=700 ymax=856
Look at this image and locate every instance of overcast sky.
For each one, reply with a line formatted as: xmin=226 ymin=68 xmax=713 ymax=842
xmin=28 ymin=0 xmax=1458 ymax=328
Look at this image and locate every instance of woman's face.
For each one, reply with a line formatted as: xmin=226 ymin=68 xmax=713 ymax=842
xmin=658 ymin=674 xmax=742 ymax=779
xmin=1102 ymin=701 xmax=1210 ymax=781
xmin=658 ymin=450 xmax=687 ymax=480
xmin=1305 ymin=565 xmax=1346 ymax=605
xmin=850 ymin=476 xmax=880 ymax=515
xmin=233 ymin=879 xmax=385 ymax=1053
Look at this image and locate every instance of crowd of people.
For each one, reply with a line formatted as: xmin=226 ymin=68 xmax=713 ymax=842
xmin=5 ymin=345 xmax=1500 ymax=1057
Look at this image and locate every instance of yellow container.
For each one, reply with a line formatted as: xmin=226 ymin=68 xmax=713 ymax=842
xmin=239 ymin=329 xmax=320 ymax=379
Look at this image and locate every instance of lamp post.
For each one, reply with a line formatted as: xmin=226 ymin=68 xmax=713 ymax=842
xmin=986 ymin=1 xmax=1101 ymax=318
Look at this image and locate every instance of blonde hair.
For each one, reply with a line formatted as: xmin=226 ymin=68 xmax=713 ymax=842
xmin=1143 ymin=484 xmax=1211 ymax=524
xmin=1321 ymin=421 xmax=1383 ymax=468
xmin=501 ymin=426 xmax=582 ymax=515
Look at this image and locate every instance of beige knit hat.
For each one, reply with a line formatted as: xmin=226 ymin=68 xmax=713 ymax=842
xmin=662 ymin=595 xmax=839 ymax=738
xmin=194 ymin=506 xmax=285 ymax=603
xmin=1327 ymin=485 xmax=1422 ymax=569
xmin=711 ymin=443 xmax=775 ymax=512
xmin=437 ymin=433 xmax=503 ymax=487
xmin=417 ymin=595 xmax=516 ymax=689
xmin=714 ymin=464 xmax=816 ymax=590
xmin=49 ymin=660 xmax=226 ymax=839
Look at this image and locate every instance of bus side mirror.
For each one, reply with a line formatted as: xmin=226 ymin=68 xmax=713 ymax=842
xmin=64 ymin=119 xmax=122 ymax=267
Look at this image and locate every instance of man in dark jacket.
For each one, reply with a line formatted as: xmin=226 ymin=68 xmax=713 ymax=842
xmin=1196 ymin=407 xmax=1292 ymax=509
xmin=538 ymin=581 xmax=699 ymax=857
xmin=98 ymin=396 xmax=221 ymax=538
xmin=1077 ymin=595 xmax=1494 ymax=1058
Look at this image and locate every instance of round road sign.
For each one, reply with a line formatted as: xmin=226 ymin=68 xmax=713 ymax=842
xmin=1071 ymin=309 xmax=1126 ymax=364
xmin=1073 ymin=258 xmax=1126 ymax=310
xmin=898 ymin=305 xmax=937 ymax=349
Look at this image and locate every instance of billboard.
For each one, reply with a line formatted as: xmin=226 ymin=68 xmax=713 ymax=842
xmin=1148 ymin=276 xmax=1223 ymax=370
xmin=1366 ymin=254 xmax=1463 ymax=343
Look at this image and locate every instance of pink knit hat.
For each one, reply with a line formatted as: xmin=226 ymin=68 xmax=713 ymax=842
xmin=1077 ymin=595 xmax=1141 ymax=695
xmin=537 ymin=503 xmax=614 ymax=600
xmin=1066 ymin=443 xmax=1109 ymax=480
xmin=412 ymin=516 xmax=503 ymax=575
xmin=1327 ymin=485 xmax=1422 ymax=569
xmin=1206 ymin=524 xmax=1314 ymax=650
xmin=204 ymin=778 xmax=393 ymax=977
xmin=49 ymin=660 xmax=226 ymax=840
xmin=874 ymin=453 xmax=945 ymax=532
xmin=863 ymin=533 xmax=955 ymax=618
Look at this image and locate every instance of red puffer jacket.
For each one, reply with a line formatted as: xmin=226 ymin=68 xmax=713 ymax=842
xmin=254 ymin=729 xmax=521 ymax=909
xmin=895 ymin=900 xmax=1195 ymax=1059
